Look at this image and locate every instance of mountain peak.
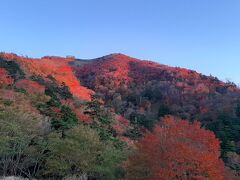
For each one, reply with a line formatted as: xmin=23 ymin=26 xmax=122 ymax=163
xmin=94 ymin=53 xmax=138 ymax=62
xmin=107 ymin=53 xmax=132 ymax=58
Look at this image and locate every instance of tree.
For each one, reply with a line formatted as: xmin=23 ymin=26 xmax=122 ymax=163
xmin=51 ymin=105 xmax=78 ymax=137
xmin=129 ymin=112 xmax=155 ymax=130
xmin=236 ymin=103 xmax=240 ymax=118
xmin=85 ymin=95 xmax=112 ymax=125
xmin=0 ymin=57 xmax=25 ymax=80
xmin=44 ymin=124 xmax=126 ymax=179
xmin=207 ymin=113 xmax=240 ymax=158
xmin=45 ymin=80 xmax=73 ymax=100
xmin=158 ymin=104 xmax=171 ymax=117
xmin=0 ymin=108 xmax=47 ymax=178
xmin=84 ymin=95 xmax=115 ymax=140
xmin=126 ymin=116 xmax=225 ymax=180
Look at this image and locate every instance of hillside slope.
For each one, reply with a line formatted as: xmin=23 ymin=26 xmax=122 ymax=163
xmin=73 ymin=53 xmax=240 ymax=172
xmin=74 ymin=53 xmax=240 ymax=121
xmin=0 ymin=52 xmax=240 ymax=177
xmin=1 ymin=53 xmax=94 ymax=101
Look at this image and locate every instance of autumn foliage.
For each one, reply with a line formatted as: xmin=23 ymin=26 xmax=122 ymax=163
xmin=0 ymin=52 xmax=239 ymax=178
xmin=126 ymin=116 xmax=225 ymax=180
xmin=1 ymin=53 xmax=93 ymax=100
xmin=75 ymin=54 xmax=136 ymax=87
xmin=0 ymin=68 xmax=13 ymax=86
xmin=15 ymin=79 xmax=45 ymax=94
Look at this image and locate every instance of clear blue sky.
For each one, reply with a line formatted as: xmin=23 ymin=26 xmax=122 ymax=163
xmin=0 ymin=0 xmax=240 ymax=84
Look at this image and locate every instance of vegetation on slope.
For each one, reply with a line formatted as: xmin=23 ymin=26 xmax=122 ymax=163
xmin=0 ymin=52 xmax=239 ymax=179
xmin=75 ymin=53 xmax=240 ymax=174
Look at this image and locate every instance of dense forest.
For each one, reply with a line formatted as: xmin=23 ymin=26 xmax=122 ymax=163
xmin=0 ymin=52 xmax=239 ymax=179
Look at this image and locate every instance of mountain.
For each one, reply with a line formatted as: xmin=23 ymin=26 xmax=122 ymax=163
xmin=74 ymin=53 xmax=240 ymax=124
xmin=74 ymin=53 xmax=240 ymax=176
xmin=0 ymin=52 xmax=239 ymax=179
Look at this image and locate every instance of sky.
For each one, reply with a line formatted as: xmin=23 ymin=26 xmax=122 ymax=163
xmin=0 ymin=0 xmax=240 ymax=84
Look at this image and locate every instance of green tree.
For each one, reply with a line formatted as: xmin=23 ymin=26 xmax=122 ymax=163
xmin=85 ymin=95 xmax=116 ymax=141
xmin=158 ymin=104 xmax=171 ymax=117
xmin=85 ymin=95 xmax=112 ymax=125
xmin=45 ymin=80 xmax=72 ymax=100
xmin=207 ymin=112 xmax=240 ymax=161
xmin=236 ymin=103 xmax=240 ymax=118
xmin=51 ymin=105 xmax=78 ymax=136
xmin=0 ymin=57 xmax=25 ymax=80
xmin=44 ymin=124 xmax=126 ymax=179
xmin=130 ymin=112 xmax=155 ymax=130
xmin=0 ymin=108 xmax=47 ymax=178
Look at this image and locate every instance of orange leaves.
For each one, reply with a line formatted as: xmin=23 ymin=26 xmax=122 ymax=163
xmin=178 ymin=68 xmax=191 ymax=78
xmin=15 ymin=79 xmax=45 ymax=94
xmin=0 ymin=68 xmax=13 ymax=86
xmin=2 ymin=54 xmax=93 ymax=101
xmin=74 ymin=109 xmax=92 ymax=123
xmin=75 ymin=54 xmax=135 ymax=89
xmin=126 ymin=116 xmax=225 ymax=180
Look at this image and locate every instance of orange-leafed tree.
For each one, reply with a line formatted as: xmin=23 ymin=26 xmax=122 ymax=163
xmin=126 ymin=116 xmax=225 ymax=180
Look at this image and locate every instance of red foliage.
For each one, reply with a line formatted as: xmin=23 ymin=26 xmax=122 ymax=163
xmin=111 ymin=115 xmax=131 ymax=135
xmin=75 ymin=53 xmax=240 ymax=102
xmin=74 ymin=54 xmax=137 ymax=88
xmin=1 ymin=54 xmax=93 ymax=101
xmin=15 ymin=79 xmax=45 ymax=94
xmin=126 ymin=116 xmax=225 ymax=180
xmin=75 ymin=109 xmax=92 ymax=123
xmin=50 ymin=107 xmax=62 ymax=114
xmin=117 ymin=115 xmax=130 ymax=126
xmin=119 ymin=136 xmax=134 ymax=147
xmin=112 ymin=124 xmax=125 ymax=134
xmin=0 ymin=68 xmax=13 ymax=86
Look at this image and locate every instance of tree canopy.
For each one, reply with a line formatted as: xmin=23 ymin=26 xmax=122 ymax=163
xmin=126 ymin=116 xmax=225 ymax=180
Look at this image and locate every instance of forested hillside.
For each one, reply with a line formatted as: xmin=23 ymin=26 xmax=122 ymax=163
xmin=0 ymin=52 xmax=239 ymax=179
xmin=75 ymin=54 xmax=240 ymax=164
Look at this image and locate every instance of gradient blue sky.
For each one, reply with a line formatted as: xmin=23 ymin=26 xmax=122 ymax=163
xmin=0 ymin=0 xmax=240 ymax=84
